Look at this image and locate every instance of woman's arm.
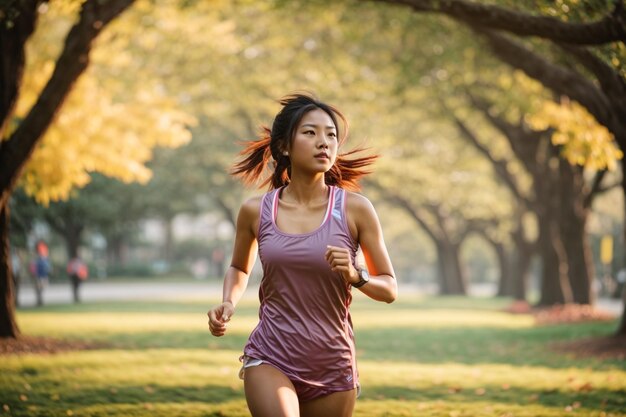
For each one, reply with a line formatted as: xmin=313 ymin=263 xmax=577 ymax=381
xmin=326 ymin=192 xmax=397 ymax=303
xmin=208 ymin=197 xmax=260 ymax=337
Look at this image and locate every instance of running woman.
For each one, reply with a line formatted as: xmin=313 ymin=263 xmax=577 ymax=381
xmin=208 ymin=92 xmax=397 ymax=417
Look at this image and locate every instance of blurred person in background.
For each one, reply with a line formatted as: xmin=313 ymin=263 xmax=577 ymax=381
xmin=67 ymin=255 xmax=89 ymax=303
xmin=30 ymin=240 xmax=51 ymax=306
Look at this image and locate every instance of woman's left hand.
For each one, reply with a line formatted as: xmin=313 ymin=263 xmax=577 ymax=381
xmin=325 ymin=245 xmax=359 ymax=285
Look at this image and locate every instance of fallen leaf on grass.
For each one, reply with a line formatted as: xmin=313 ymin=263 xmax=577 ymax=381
xmin=534 ymin=304 xmax=616 ymax=325
xmin=19 ymin=394 xmax=28 ymax=402
xmin=0 ymin=336 xmax=107 ymax=355
xmin=504 ymin=300 xmax=531 ymax=314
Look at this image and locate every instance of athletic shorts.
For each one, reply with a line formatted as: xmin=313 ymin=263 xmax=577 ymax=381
xmin=238 ymin=355 xmax=361 ymax=402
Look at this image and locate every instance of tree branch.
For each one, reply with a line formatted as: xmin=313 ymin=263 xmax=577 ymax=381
xmin=367 ymin=180 xmax=440 ymax=241
xmin=598 ymin=180 xmax=622 ymax=194
xmin=583 ymin=170 xmax=608 ymax=209
xmin=557 ymin=43 xmax=626 ymax=133
xmin=472 ymin=27 xmax=620 ymax=139
xmin=465 ymin=218 xmax=498 ymax=243
xmin=366 ymin=0 xmax=626 ymax=45
xmin=0 ymin=0 xmax=41 ymax=138
xmin=210 ymin=194 xmax=237 ymax=229
xmin=446 ymin=105 xmax=528 ymax=206
xmin=0 ymin=0 xmax=135 ymax=208
xmin=559 ymin=44 xmax=626 ymax=95
xmin=465 ymin=91 xmax=547 ymax=180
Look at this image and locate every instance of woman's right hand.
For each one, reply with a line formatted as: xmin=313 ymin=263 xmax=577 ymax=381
xmin=207 ymin=301 xmax=235 ymax=337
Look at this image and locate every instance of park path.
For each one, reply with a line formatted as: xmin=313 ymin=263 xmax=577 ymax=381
xmin=15 ymin=280 xmax=624 ymax=316
xmin=16 ymin=280 xmax=224 ymax=307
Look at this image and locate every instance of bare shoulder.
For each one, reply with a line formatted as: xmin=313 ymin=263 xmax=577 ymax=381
xmin=344 ymin=191 xmax=380 ymax=242
xmin=240 ymin=195 xmax=264 ymax=217
xmin=237 ymin=195 xmax=264 ymax=233
xmin=345 ymin=190 xmax=377 ymax=218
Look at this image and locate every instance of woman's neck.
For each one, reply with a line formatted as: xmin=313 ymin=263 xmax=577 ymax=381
xmin=282 ymin=177 xmax=329 ymax=206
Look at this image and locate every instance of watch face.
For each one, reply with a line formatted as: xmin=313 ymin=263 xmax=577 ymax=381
xmin=354 ymin=268 xmax=370 ymax=288
xmin=361 ymin=269 xmax=370 ymax=281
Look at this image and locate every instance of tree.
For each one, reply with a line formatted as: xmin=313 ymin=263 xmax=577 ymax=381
xmin=367 ymin=99 xmax=514 ymax=295
xmin=0 ymin=0 xmax=137 ymax=338
xmin=365 ymin=0 xmax=626 ymax=331
xmin=445 ymin=103 xmax=536 ymax=301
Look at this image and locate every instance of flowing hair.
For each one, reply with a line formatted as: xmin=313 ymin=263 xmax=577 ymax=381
xmin=231 ymin=93 xmax=378 ymax=191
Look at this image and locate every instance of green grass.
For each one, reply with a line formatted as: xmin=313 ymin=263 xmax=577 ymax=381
xmin=1 ymin=293 xmax=625 ymax=417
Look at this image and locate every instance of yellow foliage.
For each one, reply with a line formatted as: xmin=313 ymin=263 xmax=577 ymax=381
xmin=526 ymin=98 xmax=622 ymax=171
xmin=10 ymin=1 xmax=196 ymax=205
xmin=18 ymin=74 xmax=194 ymax=205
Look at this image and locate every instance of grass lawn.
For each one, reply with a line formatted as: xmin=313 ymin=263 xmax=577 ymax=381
xmin=1 ymin=293 xmax=624 ymax=417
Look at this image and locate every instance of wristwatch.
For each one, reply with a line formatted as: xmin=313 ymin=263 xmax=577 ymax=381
xmin=353 ymin=267 xmax=370 ymax=288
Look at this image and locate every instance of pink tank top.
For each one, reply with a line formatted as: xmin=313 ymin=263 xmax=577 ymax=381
xmin=243 ymin=185 xmax=359 ymax=391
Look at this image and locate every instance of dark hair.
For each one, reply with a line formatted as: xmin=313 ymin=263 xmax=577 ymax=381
xmin=231 ymin=92 xmax=377 ymax=191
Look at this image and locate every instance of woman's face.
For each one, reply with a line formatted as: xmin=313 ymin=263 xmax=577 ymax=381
xmin=288 ymin=108 xmax=338 ymax=174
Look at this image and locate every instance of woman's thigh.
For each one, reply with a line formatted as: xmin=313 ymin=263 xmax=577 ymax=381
xmin=300 ymin=388 xmax=357 ymax=417
xmin=244 ymin=364 xmax=300 ymax=417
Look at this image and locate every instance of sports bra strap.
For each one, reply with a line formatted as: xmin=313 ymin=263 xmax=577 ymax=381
xmin=331 ymin=187 xmax=344 ymax=222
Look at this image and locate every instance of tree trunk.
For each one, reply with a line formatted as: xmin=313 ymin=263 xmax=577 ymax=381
xmin=617 ymin=172 xmax=626 ymax=336
xmin=0 ymin=203 xmax=20 ymax=338
xmin=510 ymin=250 xmax=532 ymax=301
xmin=488 ymin=239 xmax=514 ymax=297
xmin=510 ymin=225 xmax=532 ymax=301
xmin=163 ymin=216 xmax=174 ymax=263
xmin=0 ymin=0 xmax=135 ymax=333
xmin=63 ymin=225 xmax=83 ymax=260
xmin=43 ymin=205 xmax=84 ymax=262
xmin=436 ymin=241 xmax=467 ymax=295
xmin=496 ymin=252 xmax=514 ymax=297
xmin=107 ymin=235 xmax=127 ymax=266
xmin=560 ymin=213 xmax=594 ymax=304
xmin=559 ymin=161 xmax=594 ymax=304
xmin=616 ymin=285 xmax=626 ymax=336
xmin=535 ymin=153 xmax=572 ymax=307
xmin=537 ymin=216 xmax=572 ymax=306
